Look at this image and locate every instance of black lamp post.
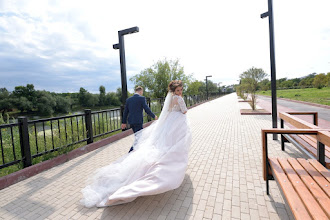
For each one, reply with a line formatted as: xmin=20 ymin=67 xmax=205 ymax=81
xmin=113 ymin=26 xmax=139 ymax=105
xmin=205 ymin=75 xmax=212 ymax=100
xmin=261 ymin=0 xmax=278 ymax=140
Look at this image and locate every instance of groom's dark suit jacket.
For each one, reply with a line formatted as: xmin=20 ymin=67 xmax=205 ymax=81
xmin=122 ymin=94 xmax=155 ymax=125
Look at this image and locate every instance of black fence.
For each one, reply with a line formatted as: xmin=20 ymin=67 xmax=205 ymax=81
xmin=0 ymin=92 xmax=226 ymax=172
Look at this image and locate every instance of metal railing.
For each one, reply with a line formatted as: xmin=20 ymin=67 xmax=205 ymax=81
xmin=0 ymin=92 xmax=227 ymax=172
xmin=0 ymin=108 xmax=122 ymax=171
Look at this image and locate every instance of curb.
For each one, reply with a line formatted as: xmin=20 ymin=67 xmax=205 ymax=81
xmin=240 ymin=109 xmax=271 ymax=115
xmin=257 ymin=95 xmax=330 ymax=109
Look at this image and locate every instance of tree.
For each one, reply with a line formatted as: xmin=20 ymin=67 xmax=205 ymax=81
xmin=313 ymin=73 xmax=327 ymax=89
xmin=78 ymin=87 xmax=88 ymax=106
xmin=206 ymin=80 xmax=218 ymax=94
xmin=327 ymin=72 xmax=330 ymax=87
xmin=290 ymin=78 xmax=301 ymax=87
xmin=258 ymin=79 xmax=271 ymax=91
xmin=13 ymin=97 xmax=33 ymax=113
xmin=105 ymin=92 xmax=121 ymax=106
xmin=130 ymin=58 xmax=191 ymax=98
xmin=85 ymin=93 xmax=99 ymax=107
xmin=12 ymin=84 xmax=37 ymax=111
xmin=277 ymin=78 xmax=287 ymax=89
xmin=99 ymin=85 xmax=106 ymax=106
xmin=78 ymin=87 xmax=99 ymax=107
xmin=281 ymin=80 xmax=294 ymax=89
xmin=299 ymin=73 xmax=315 ymax=88
xmin=240 ymin=67 xmax=267 ymax=110
xmin=54 ymin=96 xmax=71 ymax=113
xmin=116 ymin=87 xmax=124 ymax=103
xmin=235 ymin=84 xmax=245 ymax=99
xmin=186 ymin=80 xmax=203 ymax=96
xmin=0 ymin=88 xmax=14 ymax=116
xmin=36 ymin=91 xmax=56 ymax=115
xmin=198 ymin=81 xmax=207 ymax=96
xmin=299 ymin=77 xmax=312 ymax=88
xmin=13 ymin=84 xmax=37 ymax=107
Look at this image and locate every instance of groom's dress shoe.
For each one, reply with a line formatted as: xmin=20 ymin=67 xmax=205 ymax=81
xmin=128 ymin=146 xmax=134 ymax=153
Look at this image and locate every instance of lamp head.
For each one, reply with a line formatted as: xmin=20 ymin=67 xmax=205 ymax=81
xmin=119 ymin=26 xmax=139 ymax=36
xmin=113 ymin=44 xmax=120 ymax=50
xmin=261 ymin=12 xmax=269 ymax=19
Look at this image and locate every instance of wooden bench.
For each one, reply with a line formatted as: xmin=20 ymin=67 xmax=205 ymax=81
xmin=280 ymin=112 xmax=330 ymax=168
xmin=262 ymin=129 xmax=330 ymax=220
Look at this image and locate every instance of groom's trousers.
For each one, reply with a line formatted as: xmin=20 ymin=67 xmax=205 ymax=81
xmin=128 ymin=124 xmax=143 ymax=153
xmin=131 ymin=124 xmax=143 ymax=133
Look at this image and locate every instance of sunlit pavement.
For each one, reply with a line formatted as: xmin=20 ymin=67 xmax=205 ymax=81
xmin=1 ymin=93 xmax=307 ymax=220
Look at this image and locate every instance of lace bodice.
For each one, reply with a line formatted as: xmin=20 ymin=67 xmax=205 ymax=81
xmin=170 ymin=95 xmax=188 ymax=113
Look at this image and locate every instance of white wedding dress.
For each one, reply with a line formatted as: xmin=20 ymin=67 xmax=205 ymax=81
xmin=81 ymin=93 xmax=191 ymax=207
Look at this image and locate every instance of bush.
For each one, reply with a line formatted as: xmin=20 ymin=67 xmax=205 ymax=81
xmin=313 ymin=73 xmax=327 ymax=89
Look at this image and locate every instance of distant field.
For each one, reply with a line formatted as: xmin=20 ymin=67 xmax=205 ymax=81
xmin=256 ymin=87 xmax=330 ymax=106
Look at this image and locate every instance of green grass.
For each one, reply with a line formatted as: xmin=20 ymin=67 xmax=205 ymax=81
xmin=256 ymin=87 xmax=330 ymax=106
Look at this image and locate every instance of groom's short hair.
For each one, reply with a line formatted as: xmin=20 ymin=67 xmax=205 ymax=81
xmin=135 ymin=86 xmax=143 ymax=92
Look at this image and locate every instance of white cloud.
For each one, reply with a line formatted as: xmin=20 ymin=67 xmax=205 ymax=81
xmin=0 ymin=0 xmax=329 ymax=93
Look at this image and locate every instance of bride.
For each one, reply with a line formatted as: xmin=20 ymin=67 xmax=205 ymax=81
xmin=81 ymin=80 xmax=192 ymax=207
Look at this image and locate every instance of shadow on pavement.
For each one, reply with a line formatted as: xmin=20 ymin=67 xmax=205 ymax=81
xmin=81 ymin=174 xmax=194 ymax=219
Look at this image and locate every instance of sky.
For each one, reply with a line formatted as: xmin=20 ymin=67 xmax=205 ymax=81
xmin=0 ymin=0 xmax=329 ymax=93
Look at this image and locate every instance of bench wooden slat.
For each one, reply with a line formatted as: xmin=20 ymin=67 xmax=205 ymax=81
xmin=279 ymin=112 xmax=319 ymax=130
xmin=308 ymin=159 xmax=330 ymax=183
xmin=278 ymin=158 xmax=328 ymax=220
xmin=288 ymin=158 xmax=330 ymax=218
xmin=297 ymin=159 xmax=330 ymax=197
xmin=262 ymin=129 xmax=319 ymax=181
xmin=299 ymin=134 xmax=316 ymax=145
xmin=262 ymin=128 xmax=319 ymax=134
xmin=268 ymin=158 xmax=312 ymax=220
xmin=290 ymin=135 xmax=330 ymax=167
xmin=291 ymin=134 xmax=319 ymax=156
xmin=298 ymin=135 xmax=330 ymax=155
xmin=280 ymin=112 xmax=330 ymax=168
xmin=287 ymin=111 xmax=318 ymax=115
xmin=318 ymin=131 xmax=330 ymax=148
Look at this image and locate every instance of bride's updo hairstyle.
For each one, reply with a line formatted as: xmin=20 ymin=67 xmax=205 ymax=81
xmin=168 ymin=80 xmax=183 ymax=93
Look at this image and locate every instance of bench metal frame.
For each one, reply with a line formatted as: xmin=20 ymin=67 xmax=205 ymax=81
xmin=280 ymin=112 xmax=326 ymax=166
xmin=263 ymin=129 xmax=322 ymax=195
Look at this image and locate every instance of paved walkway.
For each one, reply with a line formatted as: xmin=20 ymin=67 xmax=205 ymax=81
xmin=0 ymin=93 xmax=307 ymax=220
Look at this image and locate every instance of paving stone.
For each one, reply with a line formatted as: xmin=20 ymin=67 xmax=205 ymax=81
xmin=0 ymin=94 xmax=300 ymax=219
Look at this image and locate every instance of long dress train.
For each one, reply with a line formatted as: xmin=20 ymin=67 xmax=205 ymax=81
xmin=81 ymin=93 xmax=191 ymax=207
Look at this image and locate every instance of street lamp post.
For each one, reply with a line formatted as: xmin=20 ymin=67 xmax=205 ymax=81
xmin=261 ymin=0 xmax=278 ymax=140
xmin=113 ymin=26 xmax=139 ymax=105
xmin=205 ymin=75 xmax=212 ymax=100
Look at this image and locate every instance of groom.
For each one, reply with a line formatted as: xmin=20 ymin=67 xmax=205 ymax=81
xmin=121 ymin=86 xmax=158 ymax=153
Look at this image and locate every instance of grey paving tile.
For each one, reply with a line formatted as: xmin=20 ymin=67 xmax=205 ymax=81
xmin=0 ymin=94 xmax=299 ymax=219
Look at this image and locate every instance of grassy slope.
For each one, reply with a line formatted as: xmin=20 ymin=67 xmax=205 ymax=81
xmin=256 ymin=87 xmax=330 ymax=106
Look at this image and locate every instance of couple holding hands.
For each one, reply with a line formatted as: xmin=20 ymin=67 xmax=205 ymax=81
xmin=81 ymin=80 xmax=191 ymax=207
